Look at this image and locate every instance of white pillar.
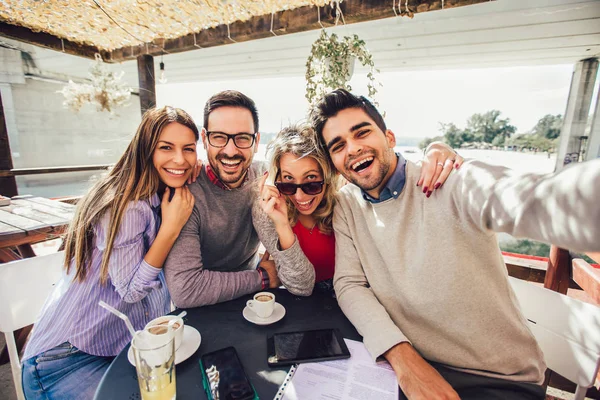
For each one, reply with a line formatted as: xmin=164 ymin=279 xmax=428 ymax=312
xmin=555 ymin=58 xmax=598 ymax=171
xmin=585 ymin=80 xmax=600 ymax=161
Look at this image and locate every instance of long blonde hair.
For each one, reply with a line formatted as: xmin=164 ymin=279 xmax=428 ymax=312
xmin=267 ymin=124 xmax=340 ymax=235
xmin=64 ymin=106 xmax=199 ymax=284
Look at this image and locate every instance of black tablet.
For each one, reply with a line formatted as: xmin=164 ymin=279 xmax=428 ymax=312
xmin=267 ymin=328 xmax=351 ymax=367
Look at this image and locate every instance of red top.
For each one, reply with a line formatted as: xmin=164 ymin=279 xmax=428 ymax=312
xmin=292 ymin=222 xmax=336 ymax=282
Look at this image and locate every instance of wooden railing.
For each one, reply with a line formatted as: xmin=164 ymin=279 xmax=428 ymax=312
xmin=504 ymin=250 xmax=600 ymax=303
xmin=0 ymin=164 xmax=111 ymax=177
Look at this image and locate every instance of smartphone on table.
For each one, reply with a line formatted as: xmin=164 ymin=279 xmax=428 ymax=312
xmin=199 ymin=346 xmax=258 ymax=400
xmin=267 ymin=328 xmax=351 ymax=367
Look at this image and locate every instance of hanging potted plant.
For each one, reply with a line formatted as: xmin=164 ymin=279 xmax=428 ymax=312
xmin=305 ymin=30 xmax=381 ymax=105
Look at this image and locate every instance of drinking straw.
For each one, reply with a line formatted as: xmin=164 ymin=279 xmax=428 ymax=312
xmin=98 ymin=300 xmax=137 ymax=338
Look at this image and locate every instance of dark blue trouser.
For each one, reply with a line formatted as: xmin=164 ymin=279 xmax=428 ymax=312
xmin=398 ymin=361 xmax=546 ymax=400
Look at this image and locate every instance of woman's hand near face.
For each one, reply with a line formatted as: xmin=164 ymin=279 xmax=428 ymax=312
xmin=418 ymin=142 xmax=464 ymax=197
xmin=258 ymin=173 xmax=296 ymax=251
xmin=144 ymin=186 xmax=194 ymax=269
xmin=187 ymin=159 xmax=203 ymax=184
xmin=258 ymin=174 xmax=289 ymax=229
xmin=161 ymin=186 xmax=195 ymax=234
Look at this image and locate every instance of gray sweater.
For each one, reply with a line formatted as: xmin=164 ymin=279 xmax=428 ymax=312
xmin=164 ymin=162 xmax=267 ymax=308
xmin=252 ymin=200 xmax=315 ymax=296
xmin=333 ymin=159 xmax=600 ymax=385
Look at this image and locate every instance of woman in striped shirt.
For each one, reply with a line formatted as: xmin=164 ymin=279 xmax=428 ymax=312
xmin=22 ymin=106 xmax=199 ymax=399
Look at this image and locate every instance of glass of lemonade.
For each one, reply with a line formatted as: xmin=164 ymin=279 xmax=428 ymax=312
xmin=132 ymin=329 xmax=176 ymax=400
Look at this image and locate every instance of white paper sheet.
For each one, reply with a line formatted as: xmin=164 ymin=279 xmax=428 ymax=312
xmin=277 ymin=339 xmax=399 ymax=400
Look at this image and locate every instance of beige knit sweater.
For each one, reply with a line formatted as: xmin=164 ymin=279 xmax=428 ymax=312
xmin=333 ymin=159 xmax=600 ymax=384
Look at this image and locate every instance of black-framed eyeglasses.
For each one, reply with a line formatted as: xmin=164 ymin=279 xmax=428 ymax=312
xmin=274 ymin=181 xmax=325 ymax=196
xmin=206 ymin=131 xmax=257 ymax=149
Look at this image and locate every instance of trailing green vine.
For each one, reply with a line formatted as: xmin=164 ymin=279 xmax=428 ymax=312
xmin=305 ymin=30 xmax=381 ymax=105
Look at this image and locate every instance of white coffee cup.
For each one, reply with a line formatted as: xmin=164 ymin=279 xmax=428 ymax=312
xmin=144 ymin=315 xmax=184 ymax=350
xmin=246 ymin=292 xmax=275 ymax=318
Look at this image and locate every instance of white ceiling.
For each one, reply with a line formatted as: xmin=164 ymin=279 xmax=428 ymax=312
xmin=2 ymin=0 xmax=599 ymax=88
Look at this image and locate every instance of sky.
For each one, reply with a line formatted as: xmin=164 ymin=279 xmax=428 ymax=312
xmin=156 ymin=64 xmax=575 ymax=141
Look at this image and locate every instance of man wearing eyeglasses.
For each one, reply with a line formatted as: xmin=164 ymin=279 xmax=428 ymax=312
xmin=164 ymin=90 xmax=281 ymax=308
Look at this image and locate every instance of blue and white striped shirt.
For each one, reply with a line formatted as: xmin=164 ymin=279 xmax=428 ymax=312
xmin=23 ymin=194 xmax=170 ymax=359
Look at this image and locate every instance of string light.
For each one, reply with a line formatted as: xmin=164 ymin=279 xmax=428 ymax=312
xmin=270 ymin=12 xmax=277 ymax=36
xmin=227 ymin=24 xmax=237 ymax=43
xmin=158 ymin=55 xmax=167 ymax=84
xmin=317 ymin=5 xmax=324 ymax=29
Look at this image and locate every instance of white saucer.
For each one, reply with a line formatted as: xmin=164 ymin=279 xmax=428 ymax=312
xmin=243 ymin=302 xmax=286 ymax=325
xmin=128 ymin=325 xmax=201 ymax=366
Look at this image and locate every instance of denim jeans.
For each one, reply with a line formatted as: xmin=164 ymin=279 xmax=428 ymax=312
xmin=22 ymin=342 xmax=114 ymax=400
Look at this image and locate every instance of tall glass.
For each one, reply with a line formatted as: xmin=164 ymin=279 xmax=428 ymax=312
xmin=132 ymin=330 xmax=176 ymax=400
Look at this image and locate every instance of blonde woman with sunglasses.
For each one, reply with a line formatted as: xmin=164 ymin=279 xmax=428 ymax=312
xmin=252 ymin=124 xmax=462 ymax=296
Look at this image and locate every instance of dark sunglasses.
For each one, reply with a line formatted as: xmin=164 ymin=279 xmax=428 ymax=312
xmin=274 ymin=181 xmax=325 ymax=196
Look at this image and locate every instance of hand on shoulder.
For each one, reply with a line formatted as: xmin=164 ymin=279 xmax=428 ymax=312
xmin=418 ymin=142 xmax=464 ymax=198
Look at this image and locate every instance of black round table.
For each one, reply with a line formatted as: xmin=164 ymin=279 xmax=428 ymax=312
xmin=94 ymin=289 xmax=361 ymax=399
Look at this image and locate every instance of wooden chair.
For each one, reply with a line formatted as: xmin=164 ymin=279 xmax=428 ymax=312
xmin=509 ymin=276 xmax=600 ymax=400
xmin=0 ymin=251 xmax=65 ymax=400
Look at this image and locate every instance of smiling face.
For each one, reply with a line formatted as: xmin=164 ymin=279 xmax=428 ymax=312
xmin=278 ymin=153 xmax=326 ymax=216
xmin=202 ymin=106 xmax=259 ymax=188
xmin=152 ymin=122 xmax=198 ymax=188
xmin=321 ymin=107 xmax=397 ymax=198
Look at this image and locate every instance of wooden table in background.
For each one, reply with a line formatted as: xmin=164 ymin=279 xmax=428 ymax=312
xmin=0 ymin=195 xmax=75 ymax=365
xmin=0 ymin=195 xmax=75 ymax=262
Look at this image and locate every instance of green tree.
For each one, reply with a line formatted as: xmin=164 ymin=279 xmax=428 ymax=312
xmin=466 ymin=110 xmax=516 ymax=144
xmin=530 ymin=135 xmax=555 ymax=152
xmin=441 ymin=123 xmax=464 ymax=148
xmin=491 ymin=135 xmax=505 ymax=147
xmin=507 ymin=133 xmax=556 ymax=152
xmin=500 ymin=239 xmax=596 ymax=264
xmin=531 ymin=114 xmax=563 ymax=139
xmin=418 ymin=136 xmax=443 ymax=150
xmin=500 ymin=239 xmax=551 ymax=257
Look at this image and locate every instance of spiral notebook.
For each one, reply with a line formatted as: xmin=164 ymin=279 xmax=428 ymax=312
xmin=273 ymin=364 xmax=298 ymax=400
xmin=273 ymin=339 xmax=398 ymax=400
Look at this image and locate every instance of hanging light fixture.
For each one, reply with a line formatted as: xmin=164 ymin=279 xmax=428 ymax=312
xmin=159 ymin=55 xmax=168 ymax=84
xmin=60 ymin=53 xmax=131 ymax=113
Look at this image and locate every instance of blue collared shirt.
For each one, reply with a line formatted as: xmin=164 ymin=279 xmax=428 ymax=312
xmin=362 ymin=153 xmax=407 ymax=203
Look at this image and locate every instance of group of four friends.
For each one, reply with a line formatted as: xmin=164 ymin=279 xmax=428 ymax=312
xmin=21 ymin=89 xmax=600 ymax=399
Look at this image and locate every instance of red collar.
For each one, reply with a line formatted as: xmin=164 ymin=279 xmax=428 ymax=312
xmin=205 ymin=163 xmax=248 ymax=190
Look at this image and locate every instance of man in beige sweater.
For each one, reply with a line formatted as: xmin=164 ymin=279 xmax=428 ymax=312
xmin=310 ymin=89 xmax=600 ymax=400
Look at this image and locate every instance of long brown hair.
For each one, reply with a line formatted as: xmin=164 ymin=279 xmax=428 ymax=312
xmin=63 ymin=106 xmax=199 ymax=284
xmin=267 ymin=124 xmax=340 ymax=235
